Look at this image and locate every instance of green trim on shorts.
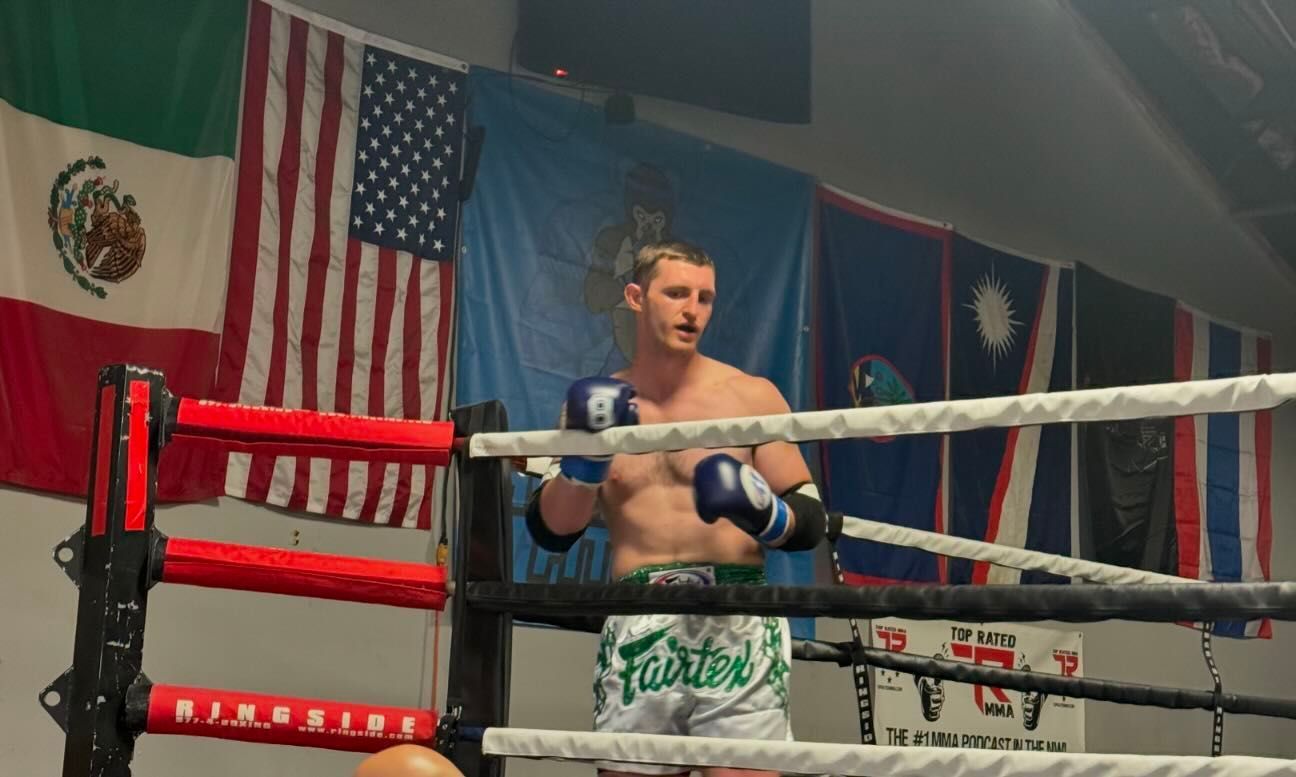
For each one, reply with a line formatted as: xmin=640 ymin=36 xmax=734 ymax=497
xmin=618 ymin=561 xmax=766 ymax=585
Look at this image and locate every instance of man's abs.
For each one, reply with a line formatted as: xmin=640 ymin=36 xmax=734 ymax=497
xmin=600 ymin=447 xmax=763 ymax=578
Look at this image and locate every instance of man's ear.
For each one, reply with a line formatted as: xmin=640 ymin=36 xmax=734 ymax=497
xmin=625 ymin=282 xmax=644 ymax=312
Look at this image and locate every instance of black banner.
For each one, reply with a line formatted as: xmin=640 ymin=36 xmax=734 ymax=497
xmin=1075 ymin=265 xmax=1177 ymax=574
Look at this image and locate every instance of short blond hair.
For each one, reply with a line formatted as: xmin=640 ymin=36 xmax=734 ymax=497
xmin=631 ymin=240 xmax=714 ymax=288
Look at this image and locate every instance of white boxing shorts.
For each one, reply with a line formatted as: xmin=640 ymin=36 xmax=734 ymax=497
xmin=591 ymin=562 xmax=793 ymax=774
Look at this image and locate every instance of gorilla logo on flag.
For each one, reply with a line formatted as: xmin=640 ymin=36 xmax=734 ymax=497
xmin=583 ymin=162 xmax=676 ymax=363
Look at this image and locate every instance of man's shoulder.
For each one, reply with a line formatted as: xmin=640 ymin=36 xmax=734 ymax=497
xmin=710 ymin=362 xmax=789 ymax=414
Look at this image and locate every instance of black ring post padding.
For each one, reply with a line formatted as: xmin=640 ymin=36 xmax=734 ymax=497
xmin=147 ymin=530 xmax=168 ymax=590
xmin=160 ymin=388 xmax=179 ymax=447
xmin=122 ymin=681 xmax=151 ymax=734
xmin=464 ymin=581 xmax=1296 ymax=622
xmin=445 ymin=402 xmax=513 ymax=777
xmin=61 ymin=365 xmax=166 ymax=777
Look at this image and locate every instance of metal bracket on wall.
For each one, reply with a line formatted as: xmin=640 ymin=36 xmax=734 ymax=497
xmin=52 ymin=527 xmax=85 ymax=588
xmin=40 ymin=668 xmax=152 ymax=735
xmin=39 ymin=666 xmax=74 ymax=733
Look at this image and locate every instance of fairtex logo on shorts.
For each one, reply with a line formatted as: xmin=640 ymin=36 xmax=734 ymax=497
xmin=616 ymin=627 xmax=754 ymax=705
xmin=647 ymin=566 xmax=716 ymax=586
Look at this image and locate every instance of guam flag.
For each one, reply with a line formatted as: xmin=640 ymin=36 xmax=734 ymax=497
xmin=948 ymin=236 xmax=1073 ymax=585
xmin=816 ymin=186 xmax=951 ymax=584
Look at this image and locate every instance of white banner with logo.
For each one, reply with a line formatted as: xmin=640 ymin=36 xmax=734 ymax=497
xmin=871 ymin=618 xmax=1084 ymax=753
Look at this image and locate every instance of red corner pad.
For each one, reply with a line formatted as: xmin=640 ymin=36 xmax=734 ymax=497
xmin=142 ymin=683 xmax=437 ymax=753
xmin=160 ymin=536 xmax=448 ymax=610
xmin=171 ymin=397 xmax=454 ymax=465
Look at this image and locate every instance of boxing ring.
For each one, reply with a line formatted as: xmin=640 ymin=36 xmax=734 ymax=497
xmin=44 ymin=364 xmax=1296 ymax=776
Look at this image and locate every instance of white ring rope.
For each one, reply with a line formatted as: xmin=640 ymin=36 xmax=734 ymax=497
xmin=840 ymin=515 xmax=1194 ymax=585
xmin=468 ymin=372 xmax=1296 ymax=458
xmin=481 ymin=728 xmax=1295 ymax=777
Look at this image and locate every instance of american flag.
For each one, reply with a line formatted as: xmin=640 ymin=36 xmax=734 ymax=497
xmin=214 ymin=0 xmax=465 ymax=528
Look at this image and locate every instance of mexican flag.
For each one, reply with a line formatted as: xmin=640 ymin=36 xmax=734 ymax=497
xmin=0 ymin=0 xmax=248 ymax=499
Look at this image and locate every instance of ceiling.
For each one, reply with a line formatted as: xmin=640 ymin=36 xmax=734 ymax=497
xmin=1073 ymin=0 xmax=1296 ymax=275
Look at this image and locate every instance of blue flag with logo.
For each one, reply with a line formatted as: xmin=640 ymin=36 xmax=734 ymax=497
xmin=948 ymin=236 xmax=1073 ymax=585
xmin=815 ymin=187 xmax=950 ymax=584
xmin=456 ymin=69 xmax=815 ymax=634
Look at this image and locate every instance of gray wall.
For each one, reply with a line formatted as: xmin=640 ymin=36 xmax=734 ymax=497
xmin=5 ymin=1 xmax=1296 ymax=774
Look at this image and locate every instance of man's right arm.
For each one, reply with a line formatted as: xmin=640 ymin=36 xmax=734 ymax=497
xmin=525 ymin=460 xmax=600 ymax=552
xmin=524 ymin=377 xmax=637 ymax=553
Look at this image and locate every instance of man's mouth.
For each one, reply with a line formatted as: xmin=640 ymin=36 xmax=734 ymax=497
xmin=675 ymin=323 xmax=698 ymax=336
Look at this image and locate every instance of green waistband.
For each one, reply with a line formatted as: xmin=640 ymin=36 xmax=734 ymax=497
xmin=618 ymin=562 xmax=765 ymax=586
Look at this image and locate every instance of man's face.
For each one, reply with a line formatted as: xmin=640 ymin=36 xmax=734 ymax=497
xmin=627 ymin=259 xmax=716 ymax=353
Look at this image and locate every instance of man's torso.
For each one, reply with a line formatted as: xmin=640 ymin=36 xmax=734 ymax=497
xmin=599 ymin=361 xmax=766 ymax=578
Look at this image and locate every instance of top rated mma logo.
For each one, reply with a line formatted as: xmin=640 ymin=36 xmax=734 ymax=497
xmin=874 ymin=624 xmax=908 ymax=652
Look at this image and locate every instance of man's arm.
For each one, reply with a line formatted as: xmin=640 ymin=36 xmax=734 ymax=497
xmin=535 ymin=462 xmax=600 ymax=536
xmin=524 ymin=377 xmax=638 ymax=553
xmin=743 ymin=377 xmax=813 ymax=495
xmin=692 ymin=377 xmax=834 ymax=551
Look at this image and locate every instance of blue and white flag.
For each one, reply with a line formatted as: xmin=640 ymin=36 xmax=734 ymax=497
xmin=948 ymin=236 xmax=1074 ymax=586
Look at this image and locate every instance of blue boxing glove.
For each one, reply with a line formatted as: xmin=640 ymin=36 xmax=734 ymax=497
xmin=692 ymin=453 xmax=792 ymax=547
xmin=557 ymin=377 xmax=638 ymax=487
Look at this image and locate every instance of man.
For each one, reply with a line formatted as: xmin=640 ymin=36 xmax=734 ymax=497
xmin=526 ymin=241 xmax=832 ymax=777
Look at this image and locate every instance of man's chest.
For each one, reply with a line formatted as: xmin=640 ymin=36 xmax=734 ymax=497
xmin=605 ymin=391 xmax=752 ymax=490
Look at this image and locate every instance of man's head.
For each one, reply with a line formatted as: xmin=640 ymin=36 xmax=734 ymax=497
xmin=624 ymin=241 xmax=716 ymax=354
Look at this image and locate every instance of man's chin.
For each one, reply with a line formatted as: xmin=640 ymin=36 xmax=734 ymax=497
xmin=652 ymin=339 xmax=697 ymax=355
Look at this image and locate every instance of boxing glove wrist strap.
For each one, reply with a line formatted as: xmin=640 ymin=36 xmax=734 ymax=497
xmin=756 ymin=498 xmax=791 ymax=546
xmin=558 ymin=456 xmax=609 ymax=487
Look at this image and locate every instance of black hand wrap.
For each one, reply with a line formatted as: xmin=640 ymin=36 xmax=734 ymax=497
xmin=778 ymin=481 xmax=832 ymax=552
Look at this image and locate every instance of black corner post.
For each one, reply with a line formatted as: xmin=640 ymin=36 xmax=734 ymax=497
xmin=445 ymin=401 xmax=513 ymax=777
xmin=53 ymin=364 xmax=169 ymax=777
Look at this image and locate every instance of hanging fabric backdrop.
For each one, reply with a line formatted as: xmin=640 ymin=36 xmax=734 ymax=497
xmin=457 ymin=69 xmax=816 ymax=636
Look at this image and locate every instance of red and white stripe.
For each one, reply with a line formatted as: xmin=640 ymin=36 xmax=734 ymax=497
xmin=1172 ymin=306 xmax=1271 ymax=637
xmin=1174 ymin=309 xmax=1212 ymax=579
xmin=215 ymin=1 xmax=453 ymax=529
xmin=975 ymin=266 xmax=1059 ymax=585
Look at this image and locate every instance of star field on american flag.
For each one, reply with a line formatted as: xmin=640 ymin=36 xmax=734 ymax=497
xmin=349 ymin=45 xmax=467 ymax=261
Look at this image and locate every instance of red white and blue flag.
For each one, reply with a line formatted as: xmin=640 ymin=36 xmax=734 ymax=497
xmin=214 ymin=0 xmax=465 ymax=528
xmin=1173 ymin=304 xmax=1272 ymax=637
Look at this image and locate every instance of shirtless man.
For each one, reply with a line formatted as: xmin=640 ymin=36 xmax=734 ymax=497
xmin=525 ymin=241 xmax=832 ymax=776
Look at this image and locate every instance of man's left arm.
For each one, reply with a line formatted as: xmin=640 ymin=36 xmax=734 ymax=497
xmin=692 ymin=378 xmax=835 ymax=551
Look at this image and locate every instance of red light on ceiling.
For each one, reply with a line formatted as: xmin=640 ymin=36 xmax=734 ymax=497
xmin=553 ymin=67 xmax=570 ymax=79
